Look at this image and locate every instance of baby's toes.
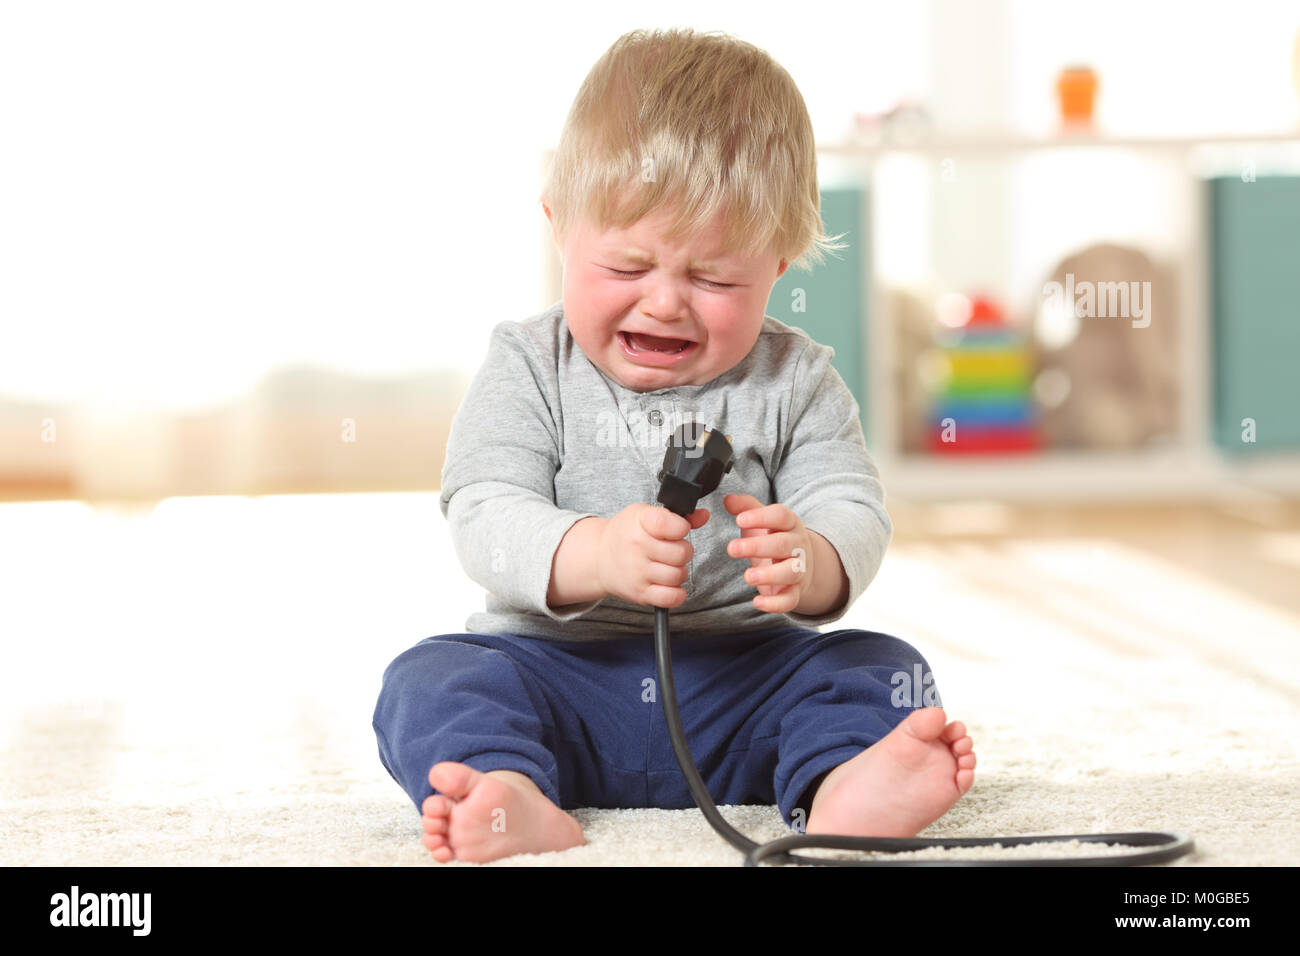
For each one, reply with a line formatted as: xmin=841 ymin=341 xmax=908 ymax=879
xmin=422 ymin=793 xmax=453 ymax=818
xmin=941 ymin=720 xmax=967 ymax=743
xmin=950 ymin=734 xmax=974 ymax=756
xmin=955 ymin=748 xmax=976 ymax=795
xmin=956 ymin=767 xmax=975 ymax=795
xmin=423 ymin=835 xmax=454 ymax=863
xmin=422 ymin=813 xmax=449 ymax=835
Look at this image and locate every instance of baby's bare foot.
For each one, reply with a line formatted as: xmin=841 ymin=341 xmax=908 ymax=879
xmin=805 ymin=707 xmax=976 ymax=837
xmin=420 ymin=762 xmax=585 ymax=863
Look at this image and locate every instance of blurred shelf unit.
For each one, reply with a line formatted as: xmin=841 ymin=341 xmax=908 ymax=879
xmin=765 ymin=132 xmax=1300 ymax=502
xmin=817 ymin=131 xmax=1300 ymax=156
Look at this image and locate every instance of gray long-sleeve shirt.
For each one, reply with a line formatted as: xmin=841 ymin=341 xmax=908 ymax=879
xmin=438 ymin=300 xmax=892 ymax=641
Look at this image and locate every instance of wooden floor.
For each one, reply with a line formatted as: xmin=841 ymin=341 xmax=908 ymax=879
xmin=871 ymin=497 xmax=1300 ymax=702
xmin=891 ymin=498 xmax=1300 ymax=620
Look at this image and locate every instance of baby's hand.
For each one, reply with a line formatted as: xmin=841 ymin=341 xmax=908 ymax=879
xmin=597 ymin=503 xmax=709 ymax=609
xmin=724 ymin=493 xmax=814 ymax=614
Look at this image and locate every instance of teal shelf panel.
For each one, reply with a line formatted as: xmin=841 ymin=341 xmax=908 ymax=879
xmin=1208 ymin=176 xmax=1300 ymax=455
xmin=766 ymin=185 xmax=869 ymax=439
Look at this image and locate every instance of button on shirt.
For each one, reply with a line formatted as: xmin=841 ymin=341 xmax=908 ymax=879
xmin=437 ymin=300 xmax=892 ymax=642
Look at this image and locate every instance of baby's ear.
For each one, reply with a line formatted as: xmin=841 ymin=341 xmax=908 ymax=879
xmin=541 ymin=202 xmax=562 ymax=249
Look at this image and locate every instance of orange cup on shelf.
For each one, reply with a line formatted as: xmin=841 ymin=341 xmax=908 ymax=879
xmin=1056 ymin=65 xmax=1097 ymax=128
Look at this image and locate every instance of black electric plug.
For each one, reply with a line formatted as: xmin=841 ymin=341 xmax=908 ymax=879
xmin=656 ymin=422 xmax=734 ymax=518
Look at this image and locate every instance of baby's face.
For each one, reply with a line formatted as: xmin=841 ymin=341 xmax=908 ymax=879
xmin=546 ymin=203 xmax=788 ymax=392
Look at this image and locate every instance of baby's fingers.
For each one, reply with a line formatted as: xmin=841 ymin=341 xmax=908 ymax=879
xmin=724 ymin=493 xmax=763 ymax=516
xmin=744 ymin=556 xmax=804 ymax=590
xmin=753 ymin=585 xmax=799 ymax=613
xmin=641 ymin=504 xmax=694 ymax=540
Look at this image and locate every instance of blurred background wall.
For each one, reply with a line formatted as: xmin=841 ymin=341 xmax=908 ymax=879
xmin=2 ymin=0 xmax=1298 ymax=504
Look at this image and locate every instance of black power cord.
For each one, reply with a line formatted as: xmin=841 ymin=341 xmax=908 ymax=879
xmin=652 ymin=422 xmax=1195 ymax=867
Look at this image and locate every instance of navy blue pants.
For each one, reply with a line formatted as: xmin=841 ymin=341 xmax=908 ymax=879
xmin=372 ymin=625 xmax=939 ymax=827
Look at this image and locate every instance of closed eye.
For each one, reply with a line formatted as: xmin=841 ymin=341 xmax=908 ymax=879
xmin=604 ymin=267 xmax=734 ymax=290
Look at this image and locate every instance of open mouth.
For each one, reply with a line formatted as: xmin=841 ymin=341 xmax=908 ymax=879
xmin=622 ymin=331 xmax=693 ymax=353
xmin=618 ymin=331 xmax=698 ymax=367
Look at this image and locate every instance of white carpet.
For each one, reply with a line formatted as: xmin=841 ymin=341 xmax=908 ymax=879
xmin=2 ymin=494 xmax=1297 ymax=866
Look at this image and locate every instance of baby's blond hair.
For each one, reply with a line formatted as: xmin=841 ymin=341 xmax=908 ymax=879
xmin=541 ymin=27 xmax=846 ymax=273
